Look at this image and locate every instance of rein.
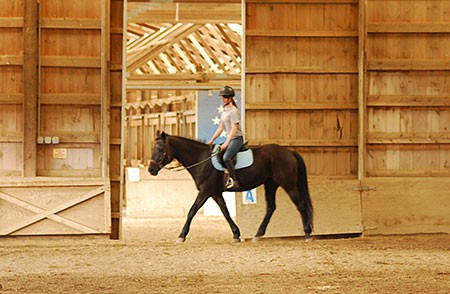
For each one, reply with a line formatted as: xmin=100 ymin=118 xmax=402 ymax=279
xmin=165 ymin=149 xmax=220 ymax=172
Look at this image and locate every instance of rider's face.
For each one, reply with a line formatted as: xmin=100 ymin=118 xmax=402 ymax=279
xmin=222 ymin=96 xmax=231 ymax=105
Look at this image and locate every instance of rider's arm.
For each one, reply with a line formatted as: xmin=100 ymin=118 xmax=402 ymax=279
xmin=207 ymin=123 xmax=224 ymax=145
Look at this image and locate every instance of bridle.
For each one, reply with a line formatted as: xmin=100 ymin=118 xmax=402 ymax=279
xmin=151 ymin=139 xmax=220 ymax=172
xmin=150 ymin=139 xmax=170 ymax=169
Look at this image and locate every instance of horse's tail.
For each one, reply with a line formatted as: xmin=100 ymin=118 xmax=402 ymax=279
xmin=293 ymin=151 xmax=314 ymax=233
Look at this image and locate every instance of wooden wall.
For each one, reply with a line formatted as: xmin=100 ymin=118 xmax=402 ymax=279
xmin=245 ymin=0 xmax=359 ymax=177
xmin=365 ymin=0 xmax=450 ymax=177
xmin=362 ymin=0 xmax=450 ymax=235
xmin=0 ymin=0 xmax=124 ymax=238
xmin=239 ymin=0 xmax=449 ymax=237
xmin=124 ymin=91 xmax=196 ymax=166
xmin=0 ymin=1 xmax=23 ymax=177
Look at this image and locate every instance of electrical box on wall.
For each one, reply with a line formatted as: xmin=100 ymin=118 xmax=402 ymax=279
xmin=53 ymin=148 xmax=67 ymax=159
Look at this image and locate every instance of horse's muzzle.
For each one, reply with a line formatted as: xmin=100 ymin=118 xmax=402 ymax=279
xmin=148 ymin=164 xmax=159 ymax=176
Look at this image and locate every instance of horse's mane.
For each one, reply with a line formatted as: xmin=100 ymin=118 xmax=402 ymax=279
xmin=168 ymin=135 xmax=209 ymax=149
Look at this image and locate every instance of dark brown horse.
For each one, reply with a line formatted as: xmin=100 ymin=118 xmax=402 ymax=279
xmin=149 ymin=131 xmax=313 ymax=243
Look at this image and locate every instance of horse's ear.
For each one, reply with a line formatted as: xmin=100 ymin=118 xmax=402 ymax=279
xmin=160 ymin=131 xmax=167 ymax=141
xmin=156 ymin=130 xmax=161 ymax=137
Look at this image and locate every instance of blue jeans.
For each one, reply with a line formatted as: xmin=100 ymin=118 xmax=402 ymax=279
xmin=223 ymin=136 xmax=244 ymax=161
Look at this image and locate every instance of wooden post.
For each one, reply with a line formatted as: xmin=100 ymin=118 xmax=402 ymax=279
xmin=358 ymin=0 xmax=367 ymax=180
xmin=23 ymin=0 xmax=38 ymax=177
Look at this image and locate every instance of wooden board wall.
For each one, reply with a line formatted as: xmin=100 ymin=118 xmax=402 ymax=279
xmin=38 ymin=0 xmax=103 ymax=177
xmin=245 ymin=0 xmax=359 ymax=177
xmin=0 ymin=1 xmax=23 ymax=177
xmin=0 ymin=0 xmax=124 ymax=238
xmin=241 ymin=0 xmax=362 ymax=237
xmin=240 ymin=0 xmax=449 ymax=237
xmin=362 ymin=0 xmax=450 ymax=235
xmin=365 ymin=0 xmax=450 ymax=177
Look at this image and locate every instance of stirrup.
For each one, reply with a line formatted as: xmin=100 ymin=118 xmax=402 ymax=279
xmin=226 ymin=178 xmax=235 ymax=189
xmin=226 ymin=178 xmax=239 ymax=189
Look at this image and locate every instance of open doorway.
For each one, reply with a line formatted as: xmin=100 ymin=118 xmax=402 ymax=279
xmin=123 ymin=1 xmax=242 ymax=219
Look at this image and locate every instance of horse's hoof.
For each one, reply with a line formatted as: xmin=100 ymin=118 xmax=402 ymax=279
xmin=176 ymin=237 xmax=185 ymax=244
xmin=305 ymin=237 xmax=313 ymax=243
xmin=252 ymin=236 xmax=262 ymax=242
xmin=232 ymin=238 xmax=241 ymax=243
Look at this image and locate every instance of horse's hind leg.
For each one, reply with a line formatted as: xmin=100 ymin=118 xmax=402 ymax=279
xmin=212 ymin=194 xmax=241 ymax=242
xmin=177 ymin=192 xmax=209 ymax=243
xmin=286 ymin=188 xmax=312 ymax=240
xmin=253 ymin=180 xmax=278 ymax=241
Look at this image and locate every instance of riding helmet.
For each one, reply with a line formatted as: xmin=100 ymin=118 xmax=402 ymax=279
xmin=219 ymin=86 xmax=235 ymax=97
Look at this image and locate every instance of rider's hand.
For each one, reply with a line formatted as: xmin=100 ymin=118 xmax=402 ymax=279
xmin=220 ymin=142 xmax=229 ymax=150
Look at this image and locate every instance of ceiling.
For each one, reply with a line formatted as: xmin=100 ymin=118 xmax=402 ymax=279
xmin=126 ymin=2 xmax=242 ymax=90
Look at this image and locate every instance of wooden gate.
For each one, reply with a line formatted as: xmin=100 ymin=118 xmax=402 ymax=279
xmin=0 ymin=178 xmax=109 ymax=236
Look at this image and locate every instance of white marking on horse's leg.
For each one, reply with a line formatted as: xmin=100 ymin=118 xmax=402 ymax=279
xmin=176 ymin=237 xmax=186 ymax=244
xmin=252 ymin=236 xmax=262 ymax=242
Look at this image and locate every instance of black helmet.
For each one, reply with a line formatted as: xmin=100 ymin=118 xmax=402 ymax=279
xmin=219 ymin=86 xmax=235 ymax=97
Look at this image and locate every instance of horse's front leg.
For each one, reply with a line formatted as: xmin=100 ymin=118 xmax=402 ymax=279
xmin=212 ymin=194 xmax=241 ymax=242
xmin=177 ymin=192 xmax=209 ymax=243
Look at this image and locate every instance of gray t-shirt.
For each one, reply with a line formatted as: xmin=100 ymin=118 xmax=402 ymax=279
xmin=221 ymin=105 xmax=243 ymax=138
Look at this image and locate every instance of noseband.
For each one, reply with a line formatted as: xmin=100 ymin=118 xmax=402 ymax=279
xmin=151 ymin=140 xmax=169 ymax=168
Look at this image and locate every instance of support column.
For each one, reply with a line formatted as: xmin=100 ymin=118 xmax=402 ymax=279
xmin=23 ymin=0 xmax=38 ymax=177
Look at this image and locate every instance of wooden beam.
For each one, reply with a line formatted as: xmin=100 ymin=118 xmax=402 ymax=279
xmin=128 ymin=73 xmax=240 ymax=80
xmin=126 ymin=81 xmax=241 ymax=90
xmin=0 ymin=17 xmax=23 ymax=27
xmin=358 ymin=0 xmax=367 ymax=180
xmin=40 ymin=56 xmax=101 ymax=68
xmin=0 ymin=132 xmax=22 ymax=143
xmin=367 ymin=95 xmax=450 ymax=107
xmin=0 ymin=177 xmax=109 ymax=187
xmin=0 ymin=94 xmax=23 ymax=104
xmin=246 ymin=102 xmax=358 ymax=110
xmin=40 ymin=93 xmax=101 ymax=105
xmin=39 ymin=132 xmax=100 ymax=143
xmin=127 ymin=3 xmax=241 ymax=24
xmin=367 ymin=170 xmax=450 ymax=177
xmin=0 ymin=55 xmax=23 ymax=66
xmin=245 ymin=0 xmax=357 ymax=3
xmin=40 ymin=18 xmax=101 ymax=29
xmin=246 ymin=30 xmax=358 ymax=37
xmin=367 ymin=132 xmax=450 ymax=144
xmin=367 ymin=59 xmax=450 ymax=71
xmin=367 ymin=23 xmax=450 ymax=33
xmin=128 ymin=24 xmax=202 ymax=72
xmin=23 ymin=0 xmax=38 ymax=177
xmin=248 ymin=139 xmax=358 ymax=147
xmin=246 ymin=66 xmax=358 ymax=74
xmin=128 ymin=0 xmax=240 ymax=2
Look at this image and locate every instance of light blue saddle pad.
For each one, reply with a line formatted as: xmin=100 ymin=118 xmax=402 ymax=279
xmin=211 ymin=145 xmax=254 ymax=171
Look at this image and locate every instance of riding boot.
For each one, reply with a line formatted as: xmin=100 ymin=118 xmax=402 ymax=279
xmin=224 ymin=159 xmax=240 ymax=189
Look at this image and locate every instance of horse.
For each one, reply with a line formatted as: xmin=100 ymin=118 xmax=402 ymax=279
xmin=148 ymin=131 xmax=313 ymax=243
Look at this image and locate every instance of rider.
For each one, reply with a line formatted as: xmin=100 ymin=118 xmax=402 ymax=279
xmin=207 ymin=86 xmax=244 ymax=189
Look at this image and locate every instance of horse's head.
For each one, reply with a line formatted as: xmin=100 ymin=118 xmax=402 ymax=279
xmin=148 ymin=131 xmax=173 ymax=176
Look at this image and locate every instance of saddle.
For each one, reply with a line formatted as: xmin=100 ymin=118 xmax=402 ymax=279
xmin=211 ymin=143 xmax=254 ymax=171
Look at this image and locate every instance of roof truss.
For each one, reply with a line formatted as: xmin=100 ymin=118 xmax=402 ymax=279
xmin=126 ymin=2 xmax=242 ymax=89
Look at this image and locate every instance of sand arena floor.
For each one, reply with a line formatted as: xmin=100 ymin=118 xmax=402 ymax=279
xmin=1 ymin=217 xmax=449 ymax=293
